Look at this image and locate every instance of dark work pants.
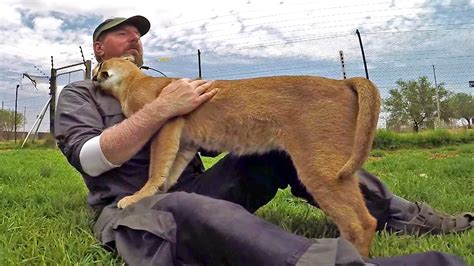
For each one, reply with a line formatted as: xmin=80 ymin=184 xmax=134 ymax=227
xmin=93 ymin=151 xmax=467 ymax=266
xmin=174 ymin=151 xmax=392 ymax=230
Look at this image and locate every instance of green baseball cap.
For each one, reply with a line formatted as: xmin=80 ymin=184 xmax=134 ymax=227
xmin=93 ymin=15 xmax=150 ymax=42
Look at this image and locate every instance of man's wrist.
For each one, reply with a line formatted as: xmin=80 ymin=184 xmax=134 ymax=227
xmin=144 ymin=98 xmax=176 ymax=121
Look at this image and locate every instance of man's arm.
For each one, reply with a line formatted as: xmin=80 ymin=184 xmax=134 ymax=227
xmin=97 ymin=79 xmax=217 ymax=166
xmin=98 ymin=97 xmax=173 ymax=165
xmin=76 ymin=97 xmax=175 ymax=177
xmin=56 ymin=79 xmax=216 ymax=177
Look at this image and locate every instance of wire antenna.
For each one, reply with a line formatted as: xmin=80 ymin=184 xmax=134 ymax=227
xmin=34 ymin=65 xmax=49 ymax=78
xmin=80 ymin=46 xmax=86 ymax=66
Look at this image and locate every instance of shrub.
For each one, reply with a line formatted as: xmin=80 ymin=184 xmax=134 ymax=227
xmin=373 ymin=130 xmax=401 ymax=150
xmin=373 ymin=129 xmax=474 ymax=150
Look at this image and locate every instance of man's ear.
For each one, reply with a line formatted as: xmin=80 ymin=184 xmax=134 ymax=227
xmin=93 ymin=42 xmax=104 ymax=57
xmin=121 ymin=55 xmax=136 ymax=63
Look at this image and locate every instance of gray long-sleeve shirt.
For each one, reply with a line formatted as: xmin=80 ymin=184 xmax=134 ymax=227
xmin=54 ymin=80 xmax=203 ymax=211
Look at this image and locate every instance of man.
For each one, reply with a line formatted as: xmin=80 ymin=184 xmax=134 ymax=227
xmin=55 ymin=15 xmax=471 ymax=265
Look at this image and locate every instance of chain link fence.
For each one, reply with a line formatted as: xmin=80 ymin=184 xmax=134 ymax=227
xmin=145 ymin=28 xmax=474 ymax=100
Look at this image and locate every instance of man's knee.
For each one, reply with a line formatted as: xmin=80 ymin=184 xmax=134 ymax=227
xmin=174 ymin=151 xmax=296 ymax=212
xmin=160 ymin=191 xmax=247 ymax=218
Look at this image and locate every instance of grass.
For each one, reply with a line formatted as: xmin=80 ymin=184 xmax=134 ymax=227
xmin=0 ymin=149 xmax=119 ymax=264
xmin=0 ymin=136 xmax=57 ymax=150
xmin=373 ymin=128 xmax=474 ymax=150
xmin=1 ymin=143 xmax=473 ymax=264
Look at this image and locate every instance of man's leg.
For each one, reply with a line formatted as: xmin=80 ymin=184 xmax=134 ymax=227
xmin=289 ymin=168 xmax=473 ymax=234
xmin=94 ymin=152 xmax=469 ymax=265
xmin=95 ymin=192 xmax=370 ymax=266
xmin=172 ymin=151 xmax=393 ymax=229
xmin=97 ymin=188 xmax=467 ymax=265
xmin=355 ymin=170 xmax=474 ymax=234
xmin=172 ymin=151 xmax=473 ymax=235
xmin=169 ymin=151 xmax=294 ymax=213
xmin=367 ymin=251 xmax=468 ymax=266
xmin=386 ymin=194 xmax=474 ymax=234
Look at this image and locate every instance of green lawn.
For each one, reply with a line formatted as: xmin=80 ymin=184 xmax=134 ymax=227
xmin=1 ymin=143 xmax=473 ymax=264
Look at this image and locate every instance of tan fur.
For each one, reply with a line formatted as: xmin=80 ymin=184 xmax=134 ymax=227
xmin=93 ymin=55 xmax=381 ymax=257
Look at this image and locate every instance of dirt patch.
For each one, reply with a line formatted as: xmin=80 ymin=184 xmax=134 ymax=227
xmin=430 ymin=152 xmax=457 ymax=160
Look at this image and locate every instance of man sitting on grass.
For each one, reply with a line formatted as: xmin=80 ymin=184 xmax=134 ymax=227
xmin=55 ymin=15 xmax=472 ymax=265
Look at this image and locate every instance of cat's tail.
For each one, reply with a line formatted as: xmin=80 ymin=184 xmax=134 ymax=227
xmin=337 ymin=77 xmax=381 ymax=179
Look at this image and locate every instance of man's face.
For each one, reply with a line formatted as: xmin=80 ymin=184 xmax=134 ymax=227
xmin=94 ymin=24 xmax=144 ymax=66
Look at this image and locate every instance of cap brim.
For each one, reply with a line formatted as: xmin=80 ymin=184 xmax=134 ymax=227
xmin=94 ymin=15 xmax=150 ymax=42
xmin=121 ymin=15 xmax=151 ymax=37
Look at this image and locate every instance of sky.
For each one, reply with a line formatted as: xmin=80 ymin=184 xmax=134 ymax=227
xmin=0 ymin=0 xmax=473 ymax=133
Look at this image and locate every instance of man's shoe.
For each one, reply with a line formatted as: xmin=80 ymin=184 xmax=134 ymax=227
xmin=386 ymin=202 xmax=474 ymax=235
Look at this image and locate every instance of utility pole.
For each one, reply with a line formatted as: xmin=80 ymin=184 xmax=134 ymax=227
xmin=85 ymin=60 xmax=92 ymax=80
xmin=432 ymin=64 xmax=441 ymax=129
xmin=80 ymin=46 xmax=92 ymax=80
xmin=355 ymin=29 xmax=369 ymax=80
xmin=23 ymin=106 xmax=26 ymax=132
xmin=198 ymin=49 xmax=202 ymax=79
xmin=339 ymin=50 xmax=347 ymax=79
xmin=14 ymin=84 xmax=19 ymax=143
xmin=49 ymin=56 xmax=56 ymax=135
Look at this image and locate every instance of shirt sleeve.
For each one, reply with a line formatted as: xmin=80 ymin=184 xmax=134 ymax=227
xmin=79 ymin=134 xmax=121 ymax=177
xmin=54 ymin=81 xmax=106 ymax=175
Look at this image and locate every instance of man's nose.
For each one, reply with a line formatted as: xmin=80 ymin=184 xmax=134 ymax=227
xmin=129 ymin=31 xmax=140 ymax=41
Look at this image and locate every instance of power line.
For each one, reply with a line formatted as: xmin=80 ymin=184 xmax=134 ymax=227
xmin=149 ymin=24 xmax=474 ymax=59
xmin=1 ymin=94 xmax=49 ymax=105
xmin=154 ymin=5 xmax=474 ymax=42
xmin=160 ymin=1 xmax=393 ymax=29
xmin=160 ymin=3 xmax=472 ymax=34
xmin=0 ymin=76 xmax=20 ymax=82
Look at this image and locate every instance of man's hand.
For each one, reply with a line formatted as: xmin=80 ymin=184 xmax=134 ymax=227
xmin=156 ymin=79 xmax=218 ymax=118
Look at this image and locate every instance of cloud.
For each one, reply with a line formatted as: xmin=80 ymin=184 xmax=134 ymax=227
xmin=1 ymin=0 xmax=473 ymax=132
xmin=0 ymin=2 xmax=22 ymax=27
xmin=32 ymin=16 xmax=63 ymax=32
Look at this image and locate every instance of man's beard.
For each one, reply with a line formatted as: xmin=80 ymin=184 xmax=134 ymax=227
xmin=130 ymin=54 xmax=144 ymax=67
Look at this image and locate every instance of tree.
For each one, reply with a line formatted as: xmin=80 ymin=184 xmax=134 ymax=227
xmin=448 ymin=93 xmax=474 ymax=129
xmin=384 ymin=76 xmax=449 ymax=133
xmin=0 ymin=109 xmax=26 ymax=139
